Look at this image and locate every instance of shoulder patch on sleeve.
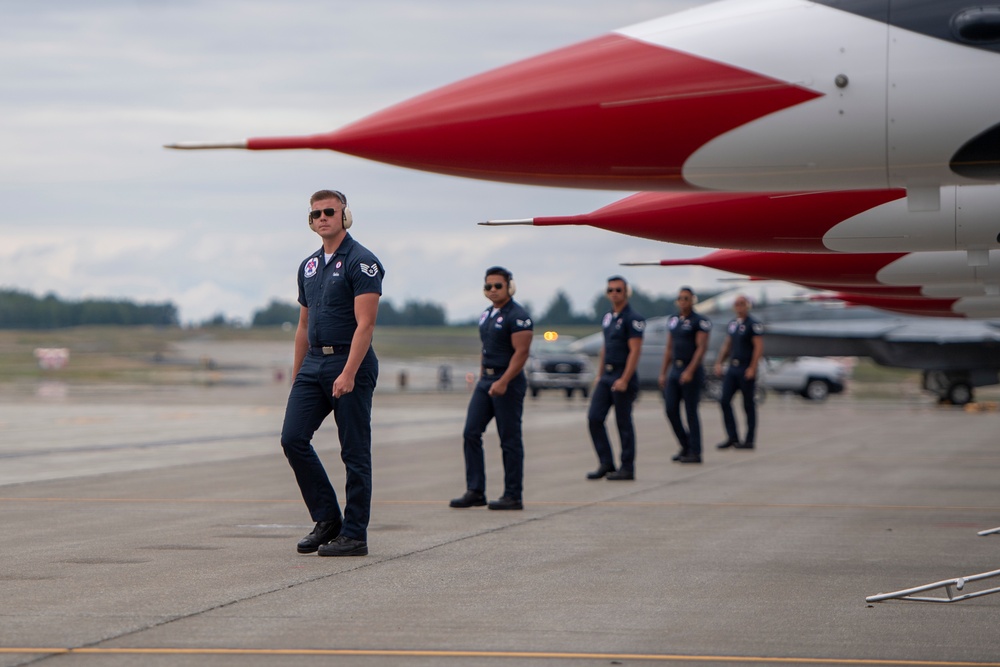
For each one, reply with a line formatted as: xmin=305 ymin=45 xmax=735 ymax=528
xmin=359 ymin=262 xmax=380 ymax=277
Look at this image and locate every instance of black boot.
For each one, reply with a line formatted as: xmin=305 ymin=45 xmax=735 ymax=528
xmin=586 ymin=463 xmax=615 ymax=479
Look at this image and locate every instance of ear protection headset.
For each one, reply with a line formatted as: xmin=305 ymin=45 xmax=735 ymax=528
xmin=485 ymin=266 xmax=516 ymax=296
xmin=308 ymin=189 xmax=353 ymax=230
xmin=607 ymin=275 xmax=633 ymax=298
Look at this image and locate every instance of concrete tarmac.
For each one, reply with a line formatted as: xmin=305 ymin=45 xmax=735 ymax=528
xmin=1 ymin=378 xmax=999 ymax=666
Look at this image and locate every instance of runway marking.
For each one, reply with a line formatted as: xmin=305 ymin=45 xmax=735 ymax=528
xmin=0 ymin=431 xmax=280 ymax=460
xmin=0 ymin=496 xmax=300 ymax=504
xmin=1 ymin=647 xmax=999 ymax=665
xmin=1 ymin=496 xmax=998 ymax=513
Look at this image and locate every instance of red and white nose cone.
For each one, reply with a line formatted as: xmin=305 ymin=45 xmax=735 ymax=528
xmin=531 ymin=189 xmax=905 ymax=250
xmin=256 ymin=34 xmax=819 ymax=190
xmin=657 ymin=250 xmax=909 ymax=286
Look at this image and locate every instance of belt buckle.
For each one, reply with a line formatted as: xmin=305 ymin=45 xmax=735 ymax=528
xmin=604 ymin=364 xmax=614 ymax=373
xmin=484 ymin=368 xmax=495 ymax=376
xmin=322 ymin=346 xmax=335 ymax=355
xmin=731 ymin=359 xmax=740 ymax=366
xmin=675 ymin=360 xmax=684 ymax=368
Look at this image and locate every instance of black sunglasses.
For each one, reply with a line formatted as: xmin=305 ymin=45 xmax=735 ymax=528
xmin=484 ymin=282 xmax=505 ymax=291
xmin=606 ymin=287 xmax=624 ymax=293
xmin=309 ymin=208 xmax=339 ymax=219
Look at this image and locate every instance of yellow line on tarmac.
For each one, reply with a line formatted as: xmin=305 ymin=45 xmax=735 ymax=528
xmin=1 ymin=647 xmax=1000 ymax=666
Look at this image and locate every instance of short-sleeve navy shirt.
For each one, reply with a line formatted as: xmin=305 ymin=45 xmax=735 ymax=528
xmin=726 ymin=315 xmax=763 ymax=364
xmin=297 ymin=234 xmax=383 ymax=347
xmin=478 ymin=299 xmax=533 ymax=368
xmin=601 ymin=303 xmax=645 ymax=366
xmin=668 ymin=311 xmax=712 ymax=362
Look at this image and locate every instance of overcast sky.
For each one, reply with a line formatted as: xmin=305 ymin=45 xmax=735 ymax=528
xmin=0 ymin=0 xmax=772 ymax=325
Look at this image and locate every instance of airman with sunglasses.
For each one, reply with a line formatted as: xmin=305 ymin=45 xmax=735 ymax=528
xmin=659 ymin=286 xmax=711 ymax=464
xmin=586 ymin=276 xmax=645 ymax=481
xmin=714 ymin=294 xmax=763 ymax=451
xmin=450 ymin=267 xmax=533 ymax=511
xmin=280 ymin=189 xmax=383 ymax=558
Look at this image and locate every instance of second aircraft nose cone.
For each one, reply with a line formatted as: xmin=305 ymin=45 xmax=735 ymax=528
xmin=315 ymin=33 xmax=821 ymax=190
xmin=533 ymin=189 xmax=905 ymax=250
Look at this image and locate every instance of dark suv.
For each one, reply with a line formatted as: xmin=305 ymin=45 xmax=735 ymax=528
xmin=526 ymin=334 xmax=595 ymax=398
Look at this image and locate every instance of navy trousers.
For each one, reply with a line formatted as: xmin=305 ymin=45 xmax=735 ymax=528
xmin=663 ymin=365 xmax=704 ymax=457
xmin=720 ymin=365 xmax=757 ymax=445
xmin=280 ymin=349 xmax=378 ymax=541
xmin=462 ymin=373 xmax=526 ymax=500
xmin=587 ymin=372 xmax=639 ymax=472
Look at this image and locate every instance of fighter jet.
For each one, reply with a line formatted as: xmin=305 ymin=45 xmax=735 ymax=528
xmin=621 ymin=249 xmax=1000 ymax=398
xmin=479 ymin=187 xmax=1000 ymax=256
xmin=168 ymin=1 xmax=1000 ymax=200
xmin=762 ymin=314 xmax=1000 ymax=404
xmin=621 ymin=244 xmax=1000 ymax=397
xmin=623 ymin=249 xmax=1000 ymax=317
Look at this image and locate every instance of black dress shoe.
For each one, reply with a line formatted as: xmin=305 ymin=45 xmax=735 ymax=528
xmin=297 ymin=518 xmax=342 ymax=554
xmin=449 ymin=490 xmax=487 ymax=508
xmin=586 ymin=463 xmax=615 ymax=480
xmin=734 ymin=442 xmax=755 ymax=449
xmin=716 ymin=440 xmax=737 ymax=449
xmin=318 ymin=534 xmax=368 ymax=557
xmin=672 ymin=451 xmax=688 ymax=462
xmin=488 ymin=495 xmax=523 ymax=510
xmin=678 ymin=455 xmax=703 ymax=464
xmin=605 ymin=469 xmax=634 ymax=481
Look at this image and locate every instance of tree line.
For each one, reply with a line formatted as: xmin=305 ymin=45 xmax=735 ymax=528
xmin=528 ymin=286 xmax=722 ymax=326
xmin=0 ymin=289 xmax=450 ymax=329
xmin=0 ymin=287 xmax=712 ymax=330
xmin=250 ymin=299 xmax=448 ymax=327
xmin=0 ymin=289 xmax=179 ymax=329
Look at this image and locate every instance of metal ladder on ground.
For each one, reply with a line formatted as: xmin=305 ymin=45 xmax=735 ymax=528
xmin=865 ymin=527 xmax=1000 ymax=603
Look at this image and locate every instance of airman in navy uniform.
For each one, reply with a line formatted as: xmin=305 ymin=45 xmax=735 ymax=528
xmin=281 ymin=189 xmax=383 ymax=558
xmin=450 ymin=267 xmax=533 ymax=510
xmin=715 ymin=294 xmax=764 ymax=450
xmin=586 ymin=276 xmax=645 ymax=481
xmin=658 ymin=286 xmax=711 ymax=464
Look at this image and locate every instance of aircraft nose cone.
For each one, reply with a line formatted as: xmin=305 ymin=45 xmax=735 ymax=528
xmin=533 ymin=189 xmax=905 ymax=250
xmin=287 ymin=34 xmax=820 ymax=190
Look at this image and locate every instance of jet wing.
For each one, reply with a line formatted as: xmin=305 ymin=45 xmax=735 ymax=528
xmin=764 ymin=319 xmax=1000 ymax=370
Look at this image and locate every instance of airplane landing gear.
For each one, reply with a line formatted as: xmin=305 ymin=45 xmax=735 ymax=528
xmin=923 ymin=370 xmax=975 ymax=406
